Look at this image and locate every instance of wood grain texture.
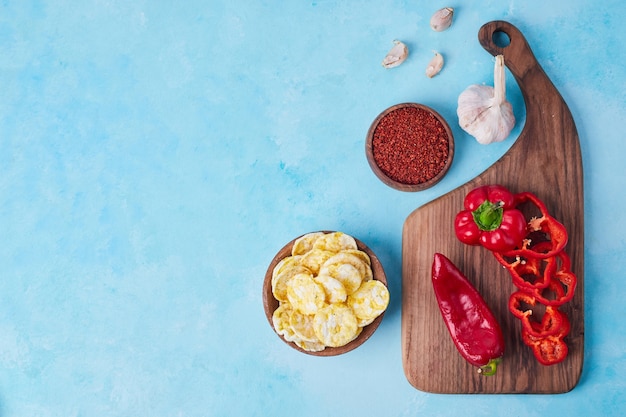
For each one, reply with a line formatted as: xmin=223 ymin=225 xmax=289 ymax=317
xmin=401 ymin=21 xmax=584 ymax=394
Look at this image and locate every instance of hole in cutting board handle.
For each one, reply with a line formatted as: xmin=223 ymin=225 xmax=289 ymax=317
xmin=492 ymin=30 xmax=511 ymax=48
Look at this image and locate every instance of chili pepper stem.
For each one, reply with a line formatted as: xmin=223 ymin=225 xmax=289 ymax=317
xmin=477 ymin=358 xmax=501 ymax=376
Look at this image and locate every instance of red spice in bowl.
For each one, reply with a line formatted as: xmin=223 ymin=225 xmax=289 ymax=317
xmin=366 ymin=103 xmax=454 ymax=191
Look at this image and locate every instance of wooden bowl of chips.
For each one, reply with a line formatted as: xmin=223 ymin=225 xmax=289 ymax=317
xmin=263 ymin=231 xmax=389 ymax=356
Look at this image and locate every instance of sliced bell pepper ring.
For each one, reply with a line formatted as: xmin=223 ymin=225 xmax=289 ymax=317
xmin=554 ymin=246 xmax=572 ymax=271
xmin=503 ymin=191 xmax=569 ymax=259
xmin=531 ymin=268 xmax=577 ymax=307
xmin=521 ymin=330 xmax=569 ymax=366
xmin=508 ymin=290 xmax=536 ymax=320
xmin=493 ymin=241 xmax=556 ymax=291
xmin=525 ymin=250 xmax=576 ymax=307
xmin=509 ymin=293 xmax=571 ymax=337
xmin=510 ymin=292 xmax=571 ymax=365
xmin=521 ymin=305 xmax=571 ymax=339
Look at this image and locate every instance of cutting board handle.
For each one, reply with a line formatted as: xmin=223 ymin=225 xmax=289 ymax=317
xmin=478 ymin=21 xmax=556 ymax=100
xmin=478 ymin=20 xmax=571 ymax=139
xmin=478 ymin=21 xmax=536 ymax=73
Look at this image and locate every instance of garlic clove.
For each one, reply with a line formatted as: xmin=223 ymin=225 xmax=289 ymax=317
xmin=425 ymin=51 xmax=444 ymax=78
xmin=430 ymin=7 xmax=454 ymax=32
xmin=457 ymin=55 xmax=515 ymax=144
xmin=382 ymin=40 xmax=408 ymax=69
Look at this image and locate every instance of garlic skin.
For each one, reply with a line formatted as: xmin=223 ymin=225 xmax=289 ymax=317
xmin=457 ymin=55 xmax=515 ymax=144
xmin=382 ymin=40 xmax=408 ymax=69
xmin=430 ymin=7 xmax=454 ymax=32
xmin=425 ymin=51 xmax=444 ymax=78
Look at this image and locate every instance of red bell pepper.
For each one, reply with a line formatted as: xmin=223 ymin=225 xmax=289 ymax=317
xmin=509 ymin=293 xmax=571 ymax=365
xmin=432 ymin=253 xmax=505 ymax=375
xmin=502 ymin=191 xmax=569 ymax=259
xmin=454 ymin=185 xmax=527 ymax=252
xmin=506 ymin=249 xmax=577 ymax=307
xmin=530 ymin=254 xmax=577 ymax=307
xmin=521 ymin=330 xmax=569 ymax=366
xmin=508 ymin=290 xmax=536 ymax=320
xmin=493 ymin=241 xmax=556 ymax=291
xmin=522 ymin=306 xmax=571 ymax=339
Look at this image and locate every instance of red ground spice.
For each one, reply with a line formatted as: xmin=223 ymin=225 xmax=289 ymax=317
xmin=372 ymin=106 xmax=449 ymax=185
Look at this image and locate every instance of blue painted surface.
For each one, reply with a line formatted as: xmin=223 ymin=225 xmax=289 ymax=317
xmin=0 ymin=1 xmax=625 ymax=415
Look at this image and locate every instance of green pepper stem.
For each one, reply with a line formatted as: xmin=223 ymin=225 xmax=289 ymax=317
xmin=472 ymin=200 xmax=504 ymax=231
xmin=478 ymin=358 xmax=501 ymax=376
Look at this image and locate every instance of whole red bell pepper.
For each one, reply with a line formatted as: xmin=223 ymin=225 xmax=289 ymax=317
xmin=432 ymin=253 xmax=505 ymax=375
xmin=454 ymin=185 xmax=527 ymax=252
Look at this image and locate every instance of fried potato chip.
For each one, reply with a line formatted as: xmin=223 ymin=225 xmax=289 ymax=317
xmin=272 ymin=255 xmax=302 ymax=280
xmin=342 ymin=249 xmax=371 ymax=266
xmin=272 ymin=264 xmax=312 ymax=303
xmin=287 ymin=273 xmax=326 ymax=315
xmin=272 ymin=303 xmax=299 ymax=342
xmin=300 ymin=249 xmax=335 ymax=275
xmin=291 ymin=232 xmax=325 ymax=256
xmin=289 ymin=309 xmax=319 ymax=342
xmin=293 ymin=339 xmax=326 ymax=352
xmin=322 ymin=252 xmax=369 ymax=277
xmin=312 ymin=231 xmax=358 ymax=253
xmin=351 ymin=326 xmax=363 ymax=343
xmin=347 ymin=280 xmax=390 ymax=327
xmin=320 ymin=262 xmax=362 ymax=295
xmin=319 ymin=252 xmax=370 ymax=294
xmin=313 ymin=304 xmax=359 ymax=347
xmin=314 ymin=274 xmax=348 ymax=304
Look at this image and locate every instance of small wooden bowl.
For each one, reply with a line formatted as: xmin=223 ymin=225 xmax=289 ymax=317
xmin=263 ymin=232 xmax=388 ymax=356
xmin=365 ymin=103 xmax=454 ymax=192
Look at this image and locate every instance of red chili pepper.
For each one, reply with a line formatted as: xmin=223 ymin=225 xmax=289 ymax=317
xmin=432 ymin=253 xmax=505 ymax=375
xmin=502 ymin=191 xmax=568 ymax=259
xmin=454 ymin=185 xmax=527 ymax=252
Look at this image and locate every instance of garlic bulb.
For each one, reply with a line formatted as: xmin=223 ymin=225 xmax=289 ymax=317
xmin=425 ymin=51 xmax=444 ymax=78
xmin=382 ymin=40 xmax=408 ymax=69
xmin=430 ymin=7 xmax=454 ymax=32
xmin=457 ymin=54 xmax=515 ymax=144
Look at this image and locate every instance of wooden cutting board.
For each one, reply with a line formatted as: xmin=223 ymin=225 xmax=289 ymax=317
xmin=401 ymin=21 xmax=584 ymax=394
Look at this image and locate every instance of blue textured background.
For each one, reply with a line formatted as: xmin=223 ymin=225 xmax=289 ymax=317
xmin=1 ymin=1 xmax=625 ymax=416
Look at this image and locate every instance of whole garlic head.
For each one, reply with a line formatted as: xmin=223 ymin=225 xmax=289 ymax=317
xmin=457 ymin=55 xmax=515 ymax=144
